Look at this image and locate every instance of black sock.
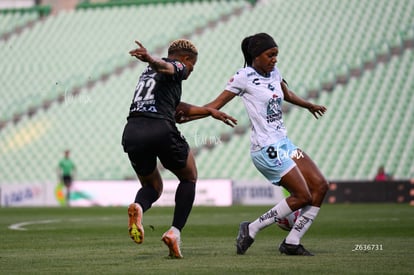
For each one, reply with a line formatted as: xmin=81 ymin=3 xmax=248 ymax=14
xmin=172 ymin=180 xmax=196 ymax=231
xmin=135 ymin=185 xmax=159 ymax=212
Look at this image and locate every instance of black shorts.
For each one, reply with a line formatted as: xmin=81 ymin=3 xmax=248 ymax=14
xmin=121 ymin=116 xmax=189 ymax=176
xmin=62 ymin=175 xmax=72 ymax=187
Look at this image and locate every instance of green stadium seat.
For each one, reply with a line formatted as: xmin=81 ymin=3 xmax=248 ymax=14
xmin=1 ymin=0 xmax=413 ymax=183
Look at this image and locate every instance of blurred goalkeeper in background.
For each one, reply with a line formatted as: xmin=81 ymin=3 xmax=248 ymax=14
xmin=121 ymin=39 xmax=237 ymax=258
xmin=57 ymin=149 xmax=76 ymax=206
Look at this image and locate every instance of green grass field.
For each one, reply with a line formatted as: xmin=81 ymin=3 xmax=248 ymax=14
xmin=1 ymin=204 xmax=413 ymax=274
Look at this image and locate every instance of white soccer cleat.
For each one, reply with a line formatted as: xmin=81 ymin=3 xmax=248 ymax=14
xmin=161 ymin=228 xmax=183 ymax=259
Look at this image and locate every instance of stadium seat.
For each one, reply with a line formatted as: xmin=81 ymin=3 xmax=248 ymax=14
xmin=1 ymin=0 xmax=413 ymax=183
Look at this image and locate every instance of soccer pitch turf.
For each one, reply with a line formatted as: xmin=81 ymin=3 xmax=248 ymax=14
xmin=0 ymin=204 xmax=413 ymax=274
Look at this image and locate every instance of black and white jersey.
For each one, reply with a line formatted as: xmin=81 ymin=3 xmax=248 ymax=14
xmin=128 ymin=58 xmax=187 ymax=123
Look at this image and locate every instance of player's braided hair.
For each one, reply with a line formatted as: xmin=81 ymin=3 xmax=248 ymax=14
xmin=168 ymin=39 xmax=198 ymax=56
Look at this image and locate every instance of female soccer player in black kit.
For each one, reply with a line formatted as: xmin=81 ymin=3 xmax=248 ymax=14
xmin=122 ymin=39 xmax=237 ymax=258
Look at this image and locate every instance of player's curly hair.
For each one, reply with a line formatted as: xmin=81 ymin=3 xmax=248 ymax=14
xmin=168 ymin=39 xmax=198 ymax=56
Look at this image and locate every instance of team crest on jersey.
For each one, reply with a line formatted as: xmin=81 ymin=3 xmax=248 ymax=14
xmin=268 ymin=83 xmax=275 ymax=91
xmin=266 ymin=96 xmax=282 ymax=123
xmin=173 ymin=61 xmax=184 ymax=71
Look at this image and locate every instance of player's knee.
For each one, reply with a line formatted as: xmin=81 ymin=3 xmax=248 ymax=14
xmin=179 ymin=174 xmax=197 ymax=185
xmin=174 ymin=166 xmax=197 ymax=184
xmin=315 ymin=177 xmax=329 ymax=196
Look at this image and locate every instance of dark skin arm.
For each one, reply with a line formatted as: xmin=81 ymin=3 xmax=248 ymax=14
xmin=129 ymin=40 xmax=175 ymax=74
xmin=177 ymin=82 xmax=326 ymax=123
xmin=280 ymin=81 xmax=327 ymax=119
xmin=176 ymin=100 xmax=237 ymax=127
xmin=129 ymin=40 xmax=237 ymax=127
xmin=176 ymin=91 xmax=237 ymax=123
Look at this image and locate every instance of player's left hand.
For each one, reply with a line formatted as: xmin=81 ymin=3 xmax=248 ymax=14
xmin=308 ymin=104 xmax=327 ymax=119
xmin=129 ymin=40 xmax=151 ymax=62
xmin=210 ymin=109 xmax=237 ymax=127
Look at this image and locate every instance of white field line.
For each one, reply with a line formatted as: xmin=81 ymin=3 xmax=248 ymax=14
xmin=8 ymin=217 xmax=113 ymax=231
xmin=8 ymin=219 xmax=61 ymax=231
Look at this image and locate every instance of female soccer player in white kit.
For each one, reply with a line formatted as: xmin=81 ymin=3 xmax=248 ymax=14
xmin=182 ymin=33 xmax=329 ymax=255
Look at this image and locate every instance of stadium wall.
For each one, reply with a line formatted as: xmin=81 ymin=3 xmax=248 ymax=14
xmin=0 ymin=180 xmax=233 ymax=207
xmin=326 ymin=180 xmax=414 ymax=204
xmin=1 ymin=180 xmax=413 ymax=207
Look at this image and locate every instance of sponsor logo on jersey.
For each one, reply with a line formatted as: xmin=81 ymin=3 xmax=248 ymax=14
xmin=130 ymin=101 xmax=158 ymax=113
xmin=266 ymin=96 xmax=282 ymax=123
xmin=173 ymin=61 xmax=184 ymax=71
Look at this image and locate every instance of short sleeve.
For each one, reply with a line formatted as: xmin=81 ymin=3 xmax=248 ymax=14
xmin=225 ymin=69 xmax=247 ymax=96
xmin=170 ymin=60 xmax=188 ymax=81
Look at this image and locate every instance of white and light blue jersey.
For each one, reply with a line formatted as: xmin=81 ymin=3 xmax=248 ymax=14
xmin=225 ymin=66 xmax=287 ymax=152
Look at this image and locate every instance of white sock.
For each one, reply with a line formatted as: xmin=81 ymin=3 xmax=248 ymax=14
xmin=285 ymin=205 xmax=320 ymax=245
xmin=248 ymin=199 xmax=292 ymax=239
